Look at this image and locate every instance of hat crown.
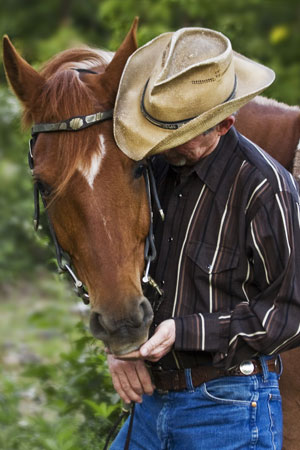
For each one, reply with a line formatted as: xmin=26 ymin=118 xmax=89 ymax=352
xmin=144 ymin=28 xmax=236 ymax=123
xmin=114 ymin=26 xmax=275 ymax=160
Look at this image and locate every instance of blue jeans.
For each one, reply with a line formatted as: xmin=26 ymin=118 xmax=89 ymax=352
xmin=111 ymin=359 xmax=282 ymax=449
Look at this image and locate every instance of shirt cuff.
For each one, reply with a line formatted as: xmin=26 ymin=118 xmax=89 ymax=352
xmin=173 ymin=312 xmax=231 ymax=354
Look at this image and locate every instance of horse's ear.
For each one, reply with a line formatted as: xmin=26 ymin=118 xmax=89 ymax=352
xmin=99 ymin=17 xmax=139 ymax=101
xmin=3 ymin=35 xmax=44 ymax=106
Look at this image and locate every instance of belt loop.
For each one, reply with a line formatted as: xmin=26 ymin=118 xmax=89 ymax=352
xmin=184 ymin=368 xmax=194 ymax=391
xmin=276 ymin=355 xmax=283 ymax=377
xmin=259 ymin=356 xmax=270 ymax=381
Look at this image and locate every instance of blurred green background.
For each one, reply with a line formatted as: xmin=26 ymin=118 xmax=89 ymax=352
xmin=0 ymin=1 xmax=299 ymax=449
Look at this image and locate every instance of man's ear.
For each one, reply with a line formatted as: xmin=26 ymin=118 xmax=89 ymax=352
xmin=217 ymin=115 xmax=236 ymax=136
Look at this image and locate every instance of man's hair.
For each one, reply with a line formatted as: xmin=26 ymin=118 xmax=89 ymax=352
xmin=202 ymin=112 xmax=238 ymax=136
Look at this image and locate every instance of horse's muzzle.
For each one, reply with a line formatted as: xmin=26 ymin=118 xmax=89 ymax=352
xmin=89 ymin=296 xmax=154 ymax=354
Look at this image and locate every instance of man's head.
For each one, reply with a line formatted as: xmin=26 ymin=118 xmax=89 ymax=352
xmin=164 ymin=116 xmax=235 ymax=166
xmin=114 ymin=27 xmax=275 ymax=161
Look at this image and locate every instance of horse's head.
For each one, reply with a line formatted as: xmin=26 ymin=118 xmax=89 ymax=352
xmin=3 ymin=20 xmax=155 ymax=355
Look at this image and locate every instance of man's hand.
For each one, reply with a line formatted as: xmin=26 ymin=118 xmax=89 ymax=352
xmin=107 ymin=320 xmax=175 ymax=402
xmin=114 ymin=319 xmax=176 ymax=363
xmin=107 ymin=355 xmax=155 ymax=404
xmin=139 ymin=319 xmax=176 ymax=362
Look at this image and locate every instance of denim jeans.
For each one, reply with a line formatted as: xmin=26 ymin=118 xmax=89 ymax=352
xmin=111 ymin=358 xmax=282 ymax=449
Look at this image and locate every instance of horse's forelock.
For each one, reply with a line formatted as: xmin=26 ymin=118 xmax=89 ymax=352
xmin=28 ymin=47 xmax=113 ymax=201
xmin=40 ymin=47 xmax=113 ymax=78
xmin=39 ymin=70 xmax=96 ymax=122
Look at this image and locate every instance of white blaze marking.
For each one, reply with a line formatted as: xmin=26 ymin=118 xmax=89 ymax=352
xmin=78 ymin=134 xmax=106 ymax=189
xmin=99 ymin=134 xmax=106 ymax=157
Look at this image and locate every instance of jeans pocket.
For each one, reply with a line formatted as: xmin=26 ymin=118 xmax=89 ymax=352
xmin=201 ymin=377 xmax=253 ymax=405
xmin=268 ymin=393 xmax=282 ymax=449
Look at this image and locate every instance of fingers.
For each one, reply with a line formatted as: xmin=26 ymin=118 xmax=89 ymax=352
xmin=107 ymin=355 xmax=154 ymax=404
xmin=113 ymin=349 xmax=141 ymax=361
xmin=140 ymin=319 xmax=176 ymax=362
xmin=136 ymin=360 xmax=155 ymax=395
xmin=111 ymin=365 xmax=142 ymax=404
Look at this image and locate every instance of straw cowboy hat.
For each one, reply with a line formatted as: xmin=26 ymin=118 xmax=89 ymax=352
xmin=114 ymin=27 xmax=275 ymax=161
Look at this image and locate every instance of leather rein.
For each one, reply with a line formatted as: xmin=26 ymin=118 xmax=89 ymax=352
xmin=28 ymin=105 xmax=164 ymax=306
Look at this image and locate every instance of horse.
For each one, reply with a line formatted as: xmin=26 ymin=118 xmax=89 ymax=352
xmin=236 ymin=95 xmax=300 ymax=173
xmin=3 ymin=21 xmax=300 ymax=449
xmin=3 ymin=19 xmax=155 ymax=357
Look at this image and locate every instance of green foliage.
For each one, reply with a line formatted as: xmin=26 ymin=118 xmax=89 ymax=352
xmin=20 ymin=323 xmax=121 ymax=449
xmin=0 ymin=87 xmax=54 ymax=285
xmin=0 ymin=283 xmax=122 ymax=450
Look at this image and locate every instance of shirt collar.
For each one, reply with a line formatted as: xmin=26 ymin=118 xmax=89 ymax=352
xmin=170 ymin=127 xmax=239 ymax=192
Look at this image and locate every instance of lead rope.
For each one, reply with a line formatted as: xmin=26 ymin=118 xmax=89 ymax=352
xmin=102 ymin=402 xmax=135 ymax=450
xmin=142 ymin=159 xmax=164 ymax=296
xmin=124 ymin=403 xmax=136 ymax=450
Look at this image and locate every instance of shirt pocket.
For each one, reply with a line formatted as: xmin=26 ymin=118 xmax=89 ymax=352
xmin=186 ymin=241 xmax=240 ymax=299
xmin=186 ymin=241 xmax=239 ymax=274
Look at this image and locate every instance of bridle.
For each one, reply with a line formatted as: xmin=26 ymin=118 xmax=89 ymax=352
xmin=28 ymin=105 xmax=164 ymax=306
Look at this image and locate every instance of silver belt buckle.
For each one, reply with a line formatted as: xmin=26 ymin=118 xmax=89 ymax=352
xmin=239 ymin=360 xmax=255 ymax=375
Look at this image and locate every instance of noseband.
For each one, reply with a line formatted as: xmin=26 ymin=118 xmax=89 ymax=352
xmin=28 ymin=106 xmax=164 ymax=305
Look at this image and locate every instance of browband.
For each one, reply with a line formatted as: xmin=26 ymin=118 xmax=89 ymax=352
xmin=31 ymin=110 xmax=113 ymax=135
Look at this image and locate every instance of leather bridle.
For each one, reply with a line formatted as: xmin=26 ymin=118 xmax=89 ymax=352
xmin=28 ymin=106 xmax=164 ymax=306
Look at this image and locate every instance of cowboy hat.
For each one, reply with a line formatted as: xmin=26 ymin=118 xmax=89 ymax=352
xmin=114 ymin=27 xmax=275 ymax=161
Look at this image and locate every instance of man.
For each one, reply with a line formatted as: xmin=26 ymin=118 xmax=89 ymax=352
xmin=108 ymin=27 xmax=300 ymax=449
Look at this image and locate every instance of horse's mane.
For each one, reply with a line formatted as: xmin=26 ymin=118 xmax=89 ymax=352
xmin=26 ymin=47 xmax=114 ymax=199
xmin=252 ymin=95 xmax=300 ymax=113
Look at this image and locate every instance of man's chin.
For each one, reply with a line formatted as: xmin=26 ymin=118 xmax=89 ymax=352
xmin=164 ymin=155 xmax=187 ymax=166
xmin=173 ymin=159 xmax=187 ymax=166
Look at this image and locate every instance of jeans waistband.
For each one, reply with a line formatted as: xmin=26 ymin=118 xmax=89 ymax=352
xmin=149 ymin=356 xmax=280 ymax=392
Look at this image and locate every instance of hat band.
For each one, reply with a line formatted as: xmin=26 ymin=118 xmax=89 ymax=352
xmin=141 ymin=75 xmax=237 ymax=130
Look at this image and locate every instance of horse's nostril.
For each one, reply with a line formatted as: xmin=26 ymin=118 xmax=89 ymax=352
xmin=89 ymin=297 xmax=153 ymax=342
xmin=89 ymin=311 xmax=106 ymax=340
xmin=139 ymin=298 xmax=154 ymax=325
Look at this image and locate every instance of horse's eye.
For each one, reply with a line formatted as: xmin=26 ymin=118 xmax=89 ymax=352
xmin=37 ymin=180 xmax=52 ymax=198
xmin=134 ymin=164 xmax=146 ymax=179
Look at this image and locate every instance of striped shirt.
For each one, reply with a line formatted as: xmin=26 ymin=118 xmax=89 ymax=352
xmin=147 ymin=127 xmax=300 ymax=370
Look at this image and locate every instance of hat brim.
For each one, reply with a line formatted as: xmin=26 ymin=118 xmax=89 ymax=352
xmin=114 ymin=32 xmax=275 ymax=161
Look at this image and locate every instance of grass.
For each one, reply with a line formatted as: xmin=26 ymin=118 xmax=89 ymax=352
xmin=0 ymin=272 xmax=121 ymax=450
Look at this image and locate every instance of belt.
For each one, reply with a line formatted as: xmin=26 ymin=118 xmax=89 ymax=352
xmin=149 ymin=358 xmax=279 ymax=392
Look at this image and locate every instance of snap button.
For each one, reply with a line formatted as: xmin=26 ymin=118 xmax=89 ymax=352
xmin=168 ymin=237 xmax=174 ymax=242
xmin=178 ymin=193 xmax=183 ymax=198
xmin=239 ymin=360 xmax=255 ymax=375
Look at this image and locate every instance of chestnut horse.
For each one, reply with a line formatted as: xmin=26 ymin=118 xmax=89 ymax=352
xmin=3 ymin=22 xmax=300 ymax=449
xmin=236 ymin=95 xmax=300 ymax=173
xmin=3 ymin=20 xmax=154 ymax=356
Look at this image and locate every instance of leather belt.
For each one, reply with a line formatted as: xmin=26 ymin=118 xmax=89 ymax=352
xmin=149 ymin=358 xmax=279 ymax=392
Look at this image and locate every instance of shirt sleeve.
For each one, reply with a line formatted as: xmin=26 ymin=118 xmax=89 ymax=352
xmin=173 ymin=189 xmax=300 ymax=368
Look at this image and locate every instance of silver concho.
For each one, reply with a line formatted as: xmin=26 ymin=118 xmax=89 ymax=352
xmin=70 ymin=118 xmax=84 ymax=130
xmin=239 ymin=360 xmax=255 ymax=375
